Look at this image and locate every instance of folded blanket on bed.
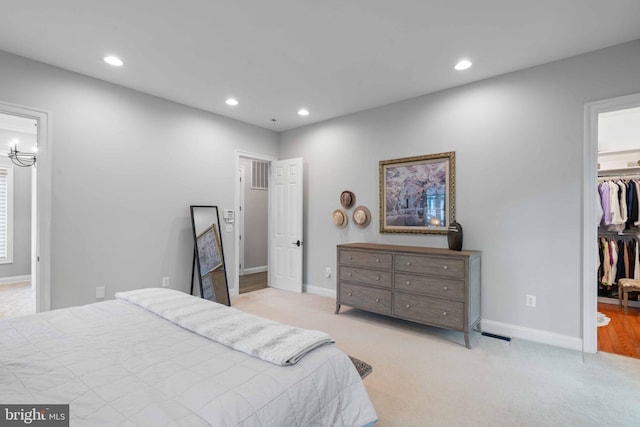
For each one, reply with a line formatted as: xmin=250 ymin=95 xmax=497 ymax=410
xmin=115 ymin=288 xmax=334 ymax=366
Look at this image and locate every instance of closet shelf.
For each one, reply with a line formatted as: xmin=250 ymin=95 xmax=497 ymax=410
xmin=598 ymin=166 xmax=640 ymax=177
xmin=598 ymin=229 xmax=640 ymax=237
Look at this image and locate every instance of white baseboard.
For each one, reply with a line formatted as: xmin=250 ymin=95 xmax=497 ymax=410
xmin=481 ymin=319 xmax=583 ymax=352
xmin=0 ymin=274 xmax=31 ymax=285
xmin=241 ymin=266 xmax=268 ymax=276
xmin=598 ymin=296 xmax=640 ymax=308
xmin=304 ymin=284 xmax=337 ymax=299
xmin=252 ymin=284 xmax=583 ymax=352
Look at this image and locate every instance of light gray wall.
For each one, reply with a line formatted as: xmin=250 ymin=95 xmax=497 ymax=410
xmin=0 ymin=136 xmax=32 ymax=278
xmin=279 ymin=39 xmax=640 ymax=339
xmin=239 ymin=157 xmax=268 ymax=270
xmin=0 ymin=50 xmax=279 ymax=308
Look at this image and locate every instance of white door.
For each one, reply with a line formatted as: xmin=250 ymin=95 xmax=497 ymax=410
xmin=270 ymin=158 xmax=303 ymax=293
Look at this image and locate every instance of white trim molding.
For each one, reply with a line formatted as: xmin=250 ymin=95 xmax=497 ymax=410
xmin=229 ymin=286 xmax=239 ymax=298
xmin=233 ymin=150 xmax=277 ymax=303
xmin=481 ymin=319 xmax=583 ymax=352
xmin=583 ymin=92 xmax=640 ymax=354
xmin=598 ymin=296 xmax=640 ymax=308
xmin=241 ymin=265 xmax=268 ymax=275
xmin=0 ymin=274 xmax=31 ymax=285
xmin=0 ymin=101 xmax=51 ymax=313
xmin=303 ymin=284 xmax=337 ymax=299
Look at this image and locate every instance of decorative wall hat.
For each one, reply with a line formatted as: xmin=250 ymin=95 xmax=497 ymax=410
xmin=352 ymin=205 xmax=371 ymax=228
xmin=332 ymin=209 xmax=348 ymax=228
xmin=340 ymin=191 xmax=356 ymax=209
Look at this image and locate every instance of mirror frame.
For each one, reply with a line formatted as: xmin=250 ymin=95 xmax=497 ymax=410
xmin=190 ymin=205 xmax=230 ymax=306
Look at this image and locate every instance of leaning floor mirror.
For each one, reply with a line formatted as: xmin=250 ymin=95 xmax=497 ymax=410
xmin=190 ymin=205 xmax=230 ymax=306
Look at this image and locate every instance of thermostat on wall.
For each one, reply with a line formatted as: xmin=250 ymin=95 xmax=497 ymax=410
xmin=223 ymin=209 xmax=235 ymax=223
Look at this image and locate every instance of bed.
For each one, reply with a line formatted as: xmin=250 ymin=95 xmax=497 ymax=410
xmin=0 ymin=288 xmax=377 ymax=426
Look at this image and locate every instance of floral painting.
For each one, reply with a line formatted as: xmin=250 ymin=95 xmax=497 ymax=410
xmin=379 ymin=152 xmax=455 ymax=234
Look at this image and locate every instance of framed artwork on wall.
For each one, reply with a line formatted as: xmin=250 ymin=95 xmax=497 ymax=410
xmin=379 ymin=151 xmax=455 ymax=234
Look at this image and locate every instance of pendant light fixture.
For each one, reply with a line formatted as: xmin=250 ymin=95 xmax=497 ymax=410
xmin=8 ymin=140 xmax=37 ymax=167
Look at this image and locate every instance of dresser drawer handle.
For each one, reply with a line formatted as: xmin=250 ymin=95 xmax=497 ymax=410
xmin=376 ymin=276 xmax=380 ymax=281
xmin=406 ymin=304 xmax=411 ymax=308
xmin=443 ymin=286 xmax=448 ymax=291
xmin=443 ymin=311 xmax=448 ymax=316
xmin=375 ymin=258 xmax=380 ymax=263
xmin=406 ymin=261 xmax=411 ymax=266
xmin=375 ymin=298 xmax=380 ymax=302
xmin=406 ymin=281 xmax=411 ymax=286
xmin=443 ymin=265 xmax=448 ymax=270
xmin=347 ymin=272 xmax=352 ymax=276
xmin=348 ymin=256 xmax=352 ymax=260
xmin=348 ymin=292 xmax=352 ymax=296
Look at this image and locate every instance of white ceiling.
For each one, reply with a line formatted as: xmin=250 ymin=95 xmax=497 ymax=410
xmin=1 ymin=1 xmax=639 ymax=132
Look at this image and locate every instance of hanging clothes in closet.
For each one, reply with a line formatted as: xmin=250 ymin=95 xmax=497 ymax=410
xmin=597 ymin=176 xmax=640 ymax=296
xmin=597 ymin=178 xmax=640 ymax=231
xmin=598 ymin=237 xmax=640 ymax=288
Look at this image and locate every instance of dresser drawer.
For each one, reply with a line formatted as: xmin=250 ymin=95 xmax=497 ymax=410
xmin=339 ymin=250 xmax=393 ymax=270
xmin=340 ymin=267 xmax=392 ymax=288
xmin=395 ymin=254 xmax=465 ymax=279
xmin=340 ymin=283 xmax=392 ymax=315
xmin=394 ymin=292 xmax=464 ymax=330
xmin=395 ymin=273 xmax=464 ymax=300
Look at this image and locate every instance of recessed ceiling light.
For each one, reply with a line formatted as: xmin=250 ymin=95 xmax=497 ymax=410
xmin=225 ymin=98 xmax=238 ymax=106
xmin=454 ymin=59 xmax=472 ymax=71
xmin=298 ymin=109 xmax=309 ymax=117
xmin=104 ymin=55 xmax=124 ymax=67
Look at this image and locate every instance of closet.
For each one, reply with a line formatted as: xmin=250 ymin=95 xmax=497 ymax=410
xmin=597 ymin=171 xmax=640 ymax=305
xmin=596 ymin=105 xmax=640 ymax=359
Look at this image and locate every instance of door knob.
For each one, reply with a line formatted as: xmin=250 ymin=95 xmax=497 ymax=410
xmin=291 ymin=240 xmax=302 ymax=247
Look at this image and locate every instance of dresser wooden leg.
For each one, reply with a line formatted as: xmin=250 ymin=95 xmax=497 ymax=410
xmin=335 ymin=304 xmax=341 ymax=314
xmin=464 ymin=332 xmax=471 ymax=349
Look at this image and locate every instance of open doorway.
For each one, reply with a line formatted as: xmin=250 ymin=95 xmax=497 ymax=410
xmin=237 ymin=154 xmax=272 ymax=294
xmin=0 ymin=112 xmax=36 ymax=319
xmin=595 ymin=105 xmax=640 ymax=359
xmin=233 ymin=152 xmax=304 ymax=297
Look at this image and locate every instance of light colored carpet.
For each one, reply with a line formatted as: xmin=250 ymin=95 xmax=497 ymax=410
xmin=233 ymin=288 xmax=640 ymax=427
xmin=0 ymin=281 xmax=35 ymax=319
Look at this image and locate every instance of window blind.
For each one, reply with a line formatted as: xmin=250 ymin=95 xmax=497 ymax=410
xmin=251 ymin=160 xmax=269 ymax=190
xmin=0 ymin=168 xmax=8 ymax=259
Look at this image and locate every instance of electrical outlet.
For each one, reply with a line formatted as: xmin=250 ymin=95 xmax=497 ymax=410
xmin=96 ymin=286 xmax=105 ymax=299
xmin=162 ymin=277 xmax=170 ymax=287
xmin=526 ymin=294 xmax=536 ymax=307
xmin=325 ymin=267 xmax=331 ymax=278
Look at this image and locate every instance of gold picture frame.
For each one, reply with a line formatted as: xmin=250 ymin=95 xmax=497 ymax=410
xmin=379 ymin=152 xmax=455 ymax=234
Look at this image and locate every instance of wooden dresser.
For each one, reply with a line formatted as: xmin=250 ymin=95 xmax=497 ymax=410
xmin=336 ymin=243 xmax=481 ymax=348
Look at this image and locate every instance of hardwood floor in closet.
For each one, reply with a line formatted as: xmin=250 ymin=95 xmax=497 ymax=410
xmin=598 ymin=303 xmax=640 ymax=359
xmin=239 ymin=272 xmax=268 ymax=294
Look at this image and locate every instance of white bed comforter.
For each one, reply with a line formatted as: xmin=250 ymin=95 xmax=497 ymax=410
xmin=0 ymin=292 xmax=377 ymax=427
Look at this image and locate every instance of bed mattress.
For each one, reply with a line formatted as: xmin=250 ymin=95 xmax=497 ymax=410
xmin=0 ymin=292 xmax=377 ymax=426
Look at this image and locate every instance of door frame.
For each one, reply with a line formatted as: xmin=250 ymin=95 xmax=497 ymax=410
xmin=238 ymin=165 xmax=245 ymax=277
xmin=233 ymin=150 xmax=277 ymax=297
xmin=583 ymin=92 xmax=640 ymax=353
xmin=0 ymin=100 xmax=52 ymax=312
